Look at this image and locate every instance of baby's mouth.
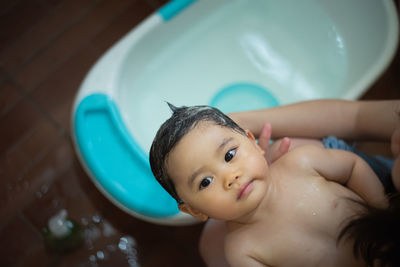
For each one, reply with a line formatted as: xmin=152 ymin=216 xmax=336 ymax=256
xmin=237 ymin=180 xmax=254 ymax=200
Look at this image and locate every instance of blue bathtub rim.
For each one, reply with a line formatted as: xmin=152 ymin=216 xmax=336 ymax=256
xmin=74 ymin=93 xmax=180 ymax=218
xmin=158 ymin=0 xmax=197 ymax=21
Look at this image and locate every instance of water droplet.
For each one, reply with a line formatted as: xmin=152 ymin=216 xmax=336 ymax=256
xmin=128 ymin=258 xmax=139 ymax=267
xmin=92 ymin=215 xmax=101 ymax=224
xmin=311 ymin=182 xmax=320 ymax=192
xmin=66 ymin=220 xmax=73 ymax=228
xmin=119 ymin=236 xmax=136 ymax=251
xmin=125 ymin=236 xmax=136 ymax=246
xmin=118 ymin=239 xmax=127 ymax=251
xmin=96 ymin=250 xmax=105 ymax=260
xmin=117 ymin=235 xmax=139 ymax=266
xmin=89 ymin=255 xmax=96 ymax=262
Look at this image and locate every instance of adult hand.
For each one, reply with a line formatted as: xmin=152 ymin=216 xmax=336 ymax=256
xmin=258 ymin=123 xmax=291 ymax=164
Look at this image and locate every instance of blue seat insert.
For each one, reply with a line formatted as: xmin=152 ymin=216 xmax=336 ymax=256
xmin=74 ymin=94 xmax=179 ymax=218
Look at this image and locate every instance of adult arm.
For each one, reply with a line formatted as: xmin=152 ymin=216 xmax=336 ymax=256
xmin=229 ymin=99 xmax=400 ymax=141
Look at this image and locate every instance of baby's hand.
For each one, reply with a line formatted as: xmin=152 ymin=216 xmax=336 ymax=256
xmin=258 ymin=123 xmax=291 ymax=164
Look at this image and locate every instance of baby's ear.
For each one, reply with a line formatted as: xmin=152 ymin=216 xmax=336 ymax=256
xmin=245 ymin=129 xmax=256 ymax=141
xmin=245 ymin=129 xmax=265 ymax=156
xmin=179 ymin=203 xmax=208 ymax=221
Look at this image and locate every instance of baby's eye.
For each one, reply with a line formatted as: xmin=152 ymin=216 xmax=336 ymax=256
xmin=199 ymin=177 xmax=213 ymax=190
xmin=225 ymin=148 xmax=236 ymax=162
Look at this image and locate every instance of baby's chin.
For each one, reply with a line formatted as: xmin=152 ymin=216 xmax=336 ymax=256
xmin=205 ymin=207 xmax=251 ymax=222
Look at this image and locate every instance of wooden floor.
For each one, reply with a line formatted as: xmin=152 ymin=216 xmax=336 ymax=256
xmin=0 ymin=0 xmax=399 ymax=266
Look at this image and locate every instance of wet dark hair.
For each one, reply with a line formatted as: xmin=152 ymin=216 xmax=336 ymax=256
xmin=149 ymin=104 xmax=246 ymax=204
xmin=337 ymin=193 xmax=400 ymax=267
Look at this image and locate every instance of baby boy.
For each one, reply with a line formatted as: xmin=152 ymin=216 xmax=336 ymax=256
xmin=149 ymin=104 xmax=387 ymax=267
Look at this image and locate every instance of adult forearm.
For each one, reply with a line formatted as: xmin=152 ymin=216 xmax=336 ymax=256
xmin=229 ymin=99 xmax=400 ymax=141
xmin=354 ymin=100 xmax=400 ymax=141
xmin=229 ymin=100 xmax=357 ymax=139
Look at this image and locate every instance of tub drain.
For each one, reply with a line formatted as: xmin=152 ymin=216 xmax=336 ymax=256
xmin=210 ymin=83 xmax=279 ymax=113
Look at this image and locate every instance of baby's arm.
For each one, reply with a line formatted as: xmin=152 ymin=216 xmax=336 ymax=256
xmin=299 ymin=145 xmax=388 ymax=208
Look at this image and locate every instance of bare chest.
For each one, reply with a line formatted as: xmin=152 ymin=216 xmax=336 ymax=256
xmin=233 ymin=176 xmax=365 ymax=266
xmin=278 ymin=176 xmax=360 ymax=232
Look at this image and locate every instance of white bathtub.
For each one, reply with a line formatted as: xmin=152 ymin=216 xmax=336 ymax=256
xmin=72 ymin=0 xmax=399 ymax=225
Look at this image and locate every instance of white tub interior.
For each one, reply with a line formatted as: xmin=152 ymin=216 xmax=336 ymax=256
xmin=116 ymin=0 xmax=398 ymax=152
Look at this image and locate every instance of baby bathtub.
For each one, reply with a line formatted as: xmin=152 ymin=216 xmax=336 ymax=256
xmin=72 ymin=0 xmax=399 ymax=225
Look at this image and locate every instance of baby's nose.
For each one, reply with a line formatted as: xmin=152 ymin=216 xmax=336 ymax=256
xmin=224 ymin=173 xmax=240 ymax=189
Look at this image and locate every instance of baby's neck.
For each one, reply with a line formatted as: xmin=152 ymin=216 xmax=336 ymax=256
xmin=226 ymin=205 xmax=268 ymax=233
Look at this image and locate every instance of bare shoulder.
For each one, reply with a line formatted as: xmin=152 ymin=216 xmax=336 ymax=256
xmin=224 ymin=229 xmax=272 ymax=267
xmin=283 ymin=144 xmax=362 ymax=170
xmin=288 ymin=144 xmax=327 ymax=156
xmin=225 ymin=229 xmax=246 ymax=254
xmin=271 ymin=145 xmax=346 ymax=180
xmin=224 ymin=231 xmax=248 ymax=264
xmin=275 ymin=144 xmax=325 ymax=168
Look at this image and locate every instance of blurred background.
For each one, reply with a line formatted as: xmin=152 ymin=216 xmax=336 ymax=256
xmin=0 ymin=0 xmax=399 ymax=266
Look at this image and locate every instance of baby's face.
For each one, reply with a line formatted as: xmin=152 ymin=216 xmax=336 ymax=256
xmin=166 ymin=121 xmax=269 ymax=221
